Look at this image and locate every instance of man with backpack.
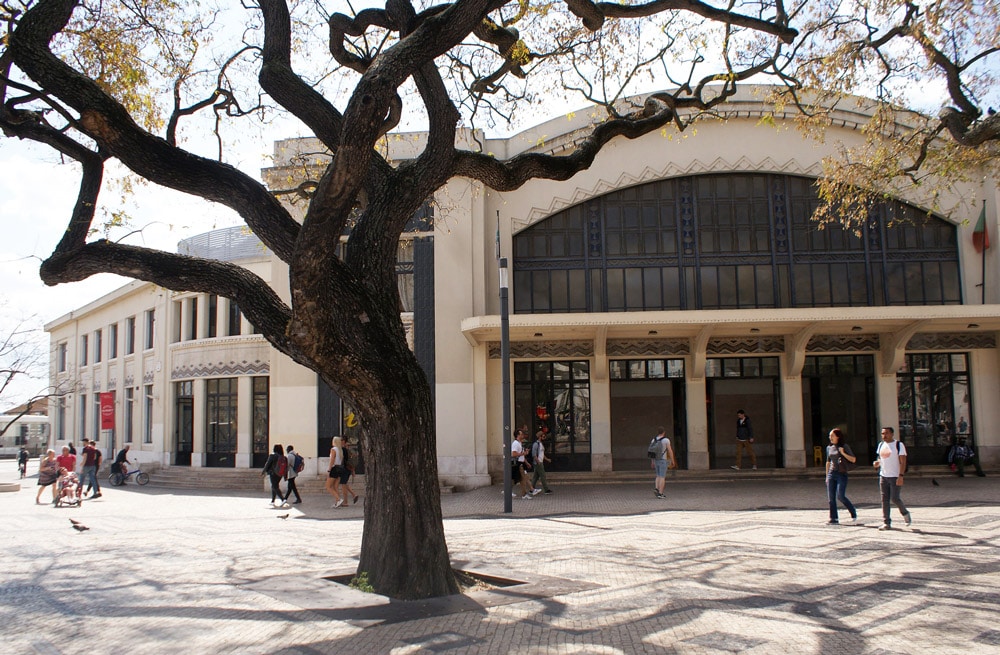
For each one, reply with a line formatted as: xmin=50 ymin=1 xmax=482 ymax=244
xmin=873 ymin=426 xmax=912 ymax=530
xmin=648 ymin=427 xmax=676 ymax=499
xmin=262 ymin=444 xmax=288 ymax=507
xmin=283 ymin=445 xmax=303 ymax=504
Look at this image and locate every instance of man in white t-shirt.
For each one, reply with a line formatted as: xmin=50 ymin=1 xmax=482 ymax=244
xmin=873 ymin=426 xmax=912 ymax=530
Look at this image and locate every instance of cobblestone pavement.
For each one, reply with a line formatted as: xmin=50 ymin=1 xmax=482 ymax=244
xmin=4 ymin=460 xmax=1000 ymax=655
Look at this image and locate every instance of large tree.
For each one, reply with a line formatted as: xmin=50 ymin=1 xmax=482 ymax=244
xmin=0 ymin=0 xmax=995 ymax=599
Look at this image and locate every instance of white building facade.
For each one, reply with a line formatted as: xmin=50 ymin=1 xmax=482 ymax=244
xmin=47 ymin=91 xmax=1000 ymax=485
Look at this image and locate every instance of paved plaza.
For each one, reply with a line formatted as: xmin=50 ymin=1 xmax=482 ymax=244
xmin=3 ymin=459 xmax=1000 ymax=654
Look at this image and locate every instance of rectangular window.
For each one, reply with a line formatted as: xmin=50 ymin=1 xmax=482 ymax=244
xmin=57 ymin=343 xmax=67 ymax=372
xmin=108 ymin=324 xmax=118 ymax=359
xmin=125 ymin=316 xmax=136 ymax=355
xmin=94 ymin=329 xmax=102 ymax=363
xmin=56 ymin=397 xmax=66 ymax=441
xmin=144 ymin=309 xmax=155 ymax=350
xmin=208 ymin=294 xmax=218 ymax=338
xmin=228 ymin=301 xmax=242 ymax=336
xmin=144 ymin=384 xmax=154 ymax=443
xmin=253 ymin=376 xmax=269 ymax=458
xmin=125 ymin=387 xmax=135 ymax=443
xmin=206 ymin=378 xmax=238 ymax=456
xmin=80 ymin=335 xmax=88 ymax=366
xmin=188 ymin=298 xmax=198 ymax=340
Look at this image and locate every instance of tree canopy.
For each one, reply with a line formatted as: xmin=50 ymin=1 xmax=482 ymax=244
xmin=1 ymin=0 xmax=997 ymax=599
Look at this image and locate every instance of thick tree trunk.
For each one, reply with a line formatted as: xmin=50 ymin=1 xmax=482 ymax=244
xmin=352 ymin=371 xmax=459 ymax=599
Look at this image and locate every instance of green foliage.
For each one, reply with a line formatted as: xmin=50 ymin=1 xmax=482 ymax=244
xmin=349 ymin=571 xmax=375 ymax=594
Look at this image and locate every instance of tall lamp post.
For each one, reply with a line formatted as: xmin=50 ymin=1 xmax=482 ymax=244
xmin=499 ymin=255 xmax=512 ymax=513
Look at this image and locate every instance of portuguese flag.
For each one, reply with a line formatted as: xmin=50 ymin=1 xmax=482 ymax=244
xmin=973 ymin=203 xmax=990 ymax=253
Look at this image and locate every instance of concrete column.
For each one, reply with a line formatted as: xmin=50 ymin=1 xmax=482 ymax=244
xmin=235 ymin=376 xmax=252 ymax=468
xmin=875 ymin=372 xmax=900 ymax=434
xmin=590 ymin=375 xmax=612 ymax=472
xmin=780 ymin=371 xmax=806 ymax=468
xmin=686 ymin=376 xmax=709 ymax=470
xmin=196 ymin=294 xmax=208 ymax=340
xmin=192 ymin=378 xmax=206 ymax=467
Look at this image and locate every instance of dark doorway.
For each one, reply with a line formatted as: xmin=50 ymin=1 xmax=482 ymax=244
xmin=174 ymin=381 xmax=193 ymax=466
xmin=802 ymin=355 xmax=876 ymax=467
xmin=708 ymin=369 xmax=781 ymax=469
xmin=609 ymin=359 xmax=686 ymax=470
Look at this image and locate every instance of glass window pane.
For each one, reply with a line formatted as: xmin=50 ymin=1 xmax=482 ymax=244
xmin=552 ymin=362 xmax=571 ymax=380
xmin=723 ymin=359 xmax=741 ymax=377
xmin=647 ymin=360 xmax=665 ymax=379
xmin=761 ymin=358 xmax=780 ymax=377
xmin=743 ymin=358 xmax=761 ymax=377
xmin=571 ymin=361 xmax=589 ymax=380
xmin=667 ymin=359 xmax=685 ymax=378
xmin=609 ymin=361 xmax=626 ymax=380
xmin=950 ymin=354 xmax=967 ymax=372
xmin=629 ymin=361 xmax=646 ymax=379
xmin=705 ymin=359 xmax=722 ymax=377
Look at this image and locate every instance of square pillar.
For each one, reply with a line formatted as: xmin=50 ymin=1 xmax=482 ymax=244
xmin=191 ymin=378 xmax=206 ymax=467
xmin=236 ymin=376 xmax=253 ymax=468
xmin=685 ymin=377 xmax=709 ymax=470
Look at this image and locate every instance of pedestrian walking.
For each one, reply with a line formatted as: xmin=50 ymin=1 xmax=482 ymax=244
xmin=17 ymin=446 xmax=29 ymax=479
xmin=284 ymin=445 xmax=303 ymax=504
xmin=80 ymin=440 xmax=102 ymax=498
xmin=731 ymin=409 xmax=757 ymax=470
xmin=530 ymin=431 xmax=552 ymax=495
xmin=650 ymin=427 xmax=676 ymax=499
xmin=825 ymin=428 xmax=858 ymax=524
xmin=326 ymin=437 xmax=346 ymax=507
xmin=35 ymin=449 xmax=60 ymax=504
xmin=511 ymin=429 xmax=532 ymax=499
xmin=262 ymin=444 xmax=288 ymax=507
xmin=873 ymin=426 xmax=912 ymax=530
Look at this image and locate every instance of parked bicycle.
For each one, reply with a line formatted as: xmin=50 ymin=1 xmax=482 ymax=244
xmin=109 ymin=461 xmax=150 ymax=486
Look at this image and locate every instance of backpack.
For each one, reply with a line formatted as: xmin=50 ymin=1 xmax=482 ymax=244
xmin=274 ymin=455 xmax=288 ymax=478
xmin=647 ymin=437 xmax=665 ymax=459
xmin=525 ymin=441 xmax=536 ymax=466
xmin=292 ymin=453 xmax=304 ymax=473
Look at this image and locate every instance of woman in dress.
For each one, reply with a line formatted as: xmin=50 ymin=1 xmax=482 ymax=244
xmin=326 ymin=436 xmax=345 ymax=507
xmin=35 ymin=449 xmax=60 ymax=504
xmin=826 ymin=428 xmax=858 ymax=524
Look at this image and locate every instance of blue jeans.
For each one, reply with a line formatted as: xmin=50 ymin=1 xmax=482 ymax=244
xmin=879 ymin=476 xmax=910 ymax=526
xmin=81 ymin=465 xmax=99 ymax=494
xmin=826 ymin=472 xmax=856 ymax=522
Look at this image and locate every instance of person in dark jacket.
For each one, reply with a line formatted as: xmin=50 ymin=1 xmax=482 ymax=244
xmin=731 ymin=409 xmax=757 ymax=471
xmin=825 ymin=428 xmax=858 ymax=524
xmin=261 ymin=444 xmax=288 ymax=507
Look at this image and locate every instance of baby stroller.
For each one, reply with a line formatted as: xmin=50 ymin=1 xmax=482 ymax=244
xmin=55 ymin=469 xmax=82 ymax=508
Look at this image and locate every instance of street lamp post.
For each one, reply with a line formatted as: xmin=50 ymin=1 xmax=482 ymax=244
xmin=499 ymin=256 xmax=512 ymax=514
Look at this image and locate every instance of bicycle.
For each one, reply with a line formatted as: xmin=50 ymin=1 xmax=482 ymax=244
xmin=109 ymin=461 xmax=150 ymax=486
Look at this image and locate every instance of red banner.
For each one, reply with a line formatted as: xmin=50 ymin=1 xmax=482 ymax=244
xmin=100 ymin=392 xmax=115 ymax=430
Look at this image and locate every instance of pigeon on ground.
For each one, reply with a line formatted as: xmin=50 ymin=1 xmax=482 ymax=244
xmin=72 ymin=524 xmax=90 ymax=532
xmin=276 ymin=513 xmax=289 ymax=520
xmin=932 ymin=478 xmax=940 ymax=486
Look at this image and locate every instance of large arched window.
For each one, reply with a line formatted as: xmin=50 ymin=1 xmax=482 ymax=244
xmin=512 ymin=173 xmax=960 ymax=313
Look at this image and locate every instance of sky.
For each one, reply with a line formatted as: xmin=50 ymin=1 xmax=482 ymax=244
xmin=0 ymin=137 xmax=252 ymax=408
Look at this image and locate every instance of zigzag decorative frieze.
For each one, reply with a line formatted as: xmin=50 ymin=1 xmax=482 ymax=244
xmin=906 ymin=333 xmax=996 ymax=351
xmin=707 ymin=337 xmax=785 ymax=355
xmin=171 ymin=360 xmax=271 ymax=380
xmin=607 ymin=339 xmax=691 ymax=357
xmin=515 ymin=158 xmax=824 ymax=231
xmin=488 ymin=340 xmax=594 ymax=359
xmin=806 ymin=335 xmax=880 ymax=352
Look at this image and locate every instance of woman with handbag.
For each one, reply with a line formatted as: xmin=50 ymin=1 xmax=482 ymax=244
xmin=825 ymin=428 xmax=858 ymax=525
